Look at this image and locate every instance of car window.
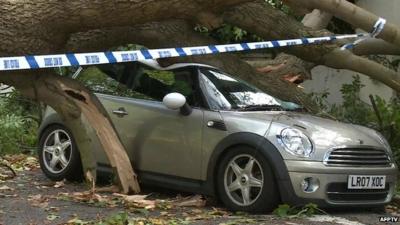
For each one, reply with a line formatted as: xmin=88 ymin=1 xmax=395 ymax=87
xmin=126 ymin=66 xmax=198 ymax=106
xmin=199 ymin=68 xmax=301 ymax=111
xmin=78 ymin=63 xmax=199 ymax=106
xmin=77 ymin=65 xmax=152 ymax=99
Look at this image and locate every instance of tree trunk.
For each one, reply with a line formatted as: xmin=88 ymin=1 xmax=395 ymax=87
xmin=0 ymin=71 xmax=140 ymax=193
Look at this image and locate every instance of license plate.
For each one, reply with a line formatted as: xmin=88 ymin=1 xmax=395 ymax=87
xmin=348 ymin=175 xmax=386 ymax=189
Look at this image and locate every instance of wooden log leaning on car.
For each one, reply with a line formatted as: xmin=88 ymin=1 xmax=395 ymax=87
xmin=0 ymin=70 xmax=140 ymax=194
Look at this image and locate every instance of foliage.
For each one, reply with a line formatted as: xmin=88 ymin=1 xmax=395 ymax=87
xmin=0 ymin=90 xmax=41 ymax=155
xmin=327 ymin=17 xmax=355 ymax=34
xmin=329 ymin=76 xmax=372 ymax=125
xmin=273 ymin=203 xmax=324 ymax=218
xmin=98 ymin=212 xmax=129 ymax=225
xmin=195 ymin=24 xmax=263 ymax=44
xmin=76 ymin=66 xmax=142 ymax=98
xmin=310 ymin=76 xmax=400 ymax=166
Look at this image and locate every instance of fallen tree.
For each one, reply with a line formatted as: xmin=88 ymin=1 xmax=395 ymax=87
xmin=1 ymin=0 xmax=400 ymax=193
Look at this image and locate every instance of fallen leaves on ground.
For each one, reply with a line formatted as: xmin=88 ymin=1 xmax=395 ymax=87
xmin=114 ymin=193 xmax=207 ymax=211
xmin=172 ymin=195 xmax=206 ymax=207
xmin=46 ymin=214 xmax=60 ymax=221
xmin=385 ymin=204 xmax=400 ymax=216
xmin=0 ymin=184 xmax=17 ymax=198
xmin=96 ymin=185 xmax=120 ymax=193
xmin=53 ymin=180 xmax=65 ymax=188
xmin=114 ymin=193 xmax=157 ymax=209
xmin=0 ymin=185 xmax=14 ymax=191
xmin=65 ymin=209 xmax=247 ymax=225
xmin=28 ymin=194 xmax=50 ymax=208
xmin=3 ymin=154 xmax=39 ymax=171
xmin=0 ymin=154 xmax=39 ymax=180
xmin=58 ymin=191 xmax=121 ymax=208
xmin=57 ymin=189 xmax=209 ymax=215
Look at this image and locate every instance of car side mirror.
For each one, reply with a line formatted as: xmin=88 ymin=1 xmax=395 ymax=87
xmin=163 ymin=93 xmax=192 ymax=116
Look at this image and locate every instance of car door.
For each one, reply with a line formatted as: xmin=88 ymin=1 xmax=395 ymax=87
xmin=94 ymin=63 xmax=204 ymax=180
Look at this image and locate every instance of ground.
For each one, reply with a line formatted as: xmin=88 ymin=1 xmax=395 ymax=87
xmin=0 ymin=155 xmax=399 ymax=225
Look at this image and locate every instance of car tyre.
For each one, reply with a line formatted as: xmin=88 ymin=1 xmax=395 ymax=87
xmin=38 ymin=124 xmax=83 ymax=181
xmin=217 ymin=145 xmax=280 ymax=213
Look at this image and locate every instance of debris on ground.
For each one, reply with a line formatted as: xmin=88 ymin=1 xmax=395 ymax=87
xmin=28 ymin=194 xmax=50 ymax=208
xmin=172 ymin=194 xmax=207 ymax=207
xmin=57 ymin=191 xmax=121 ymax=208
xmin=115 ymin=193 xmax=157 ymax=209
xmin=0 ymin=154 xmax=39 ymax=181
xmin=0 ymin=155 xmax=395 ymax=225
xmin=114 ymin=193 xmax=207 ymax=211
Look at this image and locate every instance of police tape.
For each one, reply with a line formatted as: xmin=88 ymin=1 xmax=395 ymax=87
xmin=0 ymin=33 xmax=369 ymax=71
xmin=341 ymin=17 xmax=386 ymax=50
xmin=0 ymin=16 xmax=387 ymax=72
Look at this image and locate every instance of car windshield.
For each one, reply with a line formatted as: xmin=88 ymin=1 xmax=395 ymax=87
xmin=199 ymin=68 xmax=301 ymax=111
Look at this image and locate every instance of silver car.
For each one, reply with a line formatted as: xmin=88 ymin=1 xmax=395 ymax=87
xmin=38 ymin=60 xmax=398 ymax=213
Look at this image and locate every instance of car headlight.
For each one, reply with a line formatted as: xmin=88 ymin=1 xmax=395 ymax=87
xmin=277 ymin=127 xmax=313 ymax=158
xmin=374 ymin=130 xmax=391 ymax=152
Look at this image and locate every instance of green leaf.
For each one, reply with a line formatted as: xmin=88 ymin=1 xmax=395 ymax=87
xmin=273 ymin=204 xmax=291 ymax=217
xmin=46 ymin=214 xmax=59 ymax=221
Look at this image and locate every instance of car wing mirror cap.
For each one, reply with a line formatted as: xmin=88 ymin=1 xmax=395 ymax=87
xmin=163 ymin=93 xmax=192 ymax=115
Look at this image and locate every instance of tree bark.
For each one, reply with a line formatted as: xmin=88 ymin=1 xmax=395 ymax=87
xmin=323 ymin=49 xmax=400 ymax=90
xmin=223 ymin=1 xmax=400 ymax=92
xmin=352 ymin=38 xmax=400 ymax=56
xmin=0 ymin=70 xmax=140 ymax=193
xmin=302 ymin=9 xmax=333 ymax=30
xmin=0 ymin=0 xmax=254 ymax=56
xmin=253 ymin=9 xmax=332 ymax=83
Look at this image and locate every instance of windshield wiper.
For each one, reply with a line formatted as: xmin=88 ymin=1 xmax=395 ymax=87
xmin=237 ymin=104 xmax=284 ymax=111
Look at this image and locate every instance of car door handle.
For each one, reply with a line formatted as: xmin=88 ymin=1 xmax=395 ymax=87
xmin=112 ymin=107 xmax=128 ymax=117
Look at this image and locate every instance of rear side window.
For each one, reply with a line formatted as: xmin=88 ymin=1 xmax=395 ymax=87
xmin=77 ymin=62 xmax=199 ymax=106
xmin=77 ymin=66 xmax=152 ymax=99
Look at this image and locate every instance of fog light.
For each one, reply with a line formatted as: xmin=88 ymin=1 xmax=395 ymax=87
xmin=301 ymin=177 xmax=320 ymax=193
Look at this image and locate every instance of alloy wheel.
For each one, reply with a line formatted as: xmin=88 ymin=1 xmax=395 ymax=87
xmin=224 ymin=154 xmax=264 ymax=206
xmin=42 ymin=129 xmax=73 ymax=174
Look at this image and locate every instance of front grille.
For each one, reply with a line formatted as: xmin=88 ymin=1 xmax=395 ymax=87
xmin=327 ymin=183 xmax=389 ymax=202
xmin=324 ymin=147 xmax=391 ymax=167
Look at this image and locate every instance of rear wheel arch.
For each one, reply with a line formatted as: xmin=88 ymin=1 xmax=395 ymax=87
xmin=38 ymin=112 xmax=64 ymax=140
xmin=39 ymin=122 xmax=64 ymax=140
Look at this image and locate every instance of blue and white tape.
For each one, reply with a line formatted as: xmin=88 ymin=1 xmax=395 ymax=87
xmin=341 ymin=17 xmax=386 ymax=50
xmin=0 ymin=33 xmax=368 ymax=71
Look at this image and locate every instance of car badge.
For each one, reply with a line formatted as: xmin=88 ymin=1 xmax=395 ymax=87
xmin=358 ymin=139 xmax=364 ymax=145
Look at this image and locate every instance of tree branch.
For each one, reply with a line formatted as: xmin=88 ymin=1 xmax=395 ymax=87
xmin=284 ymin=0 xmax=400 ymax=47
xmin=352 ymin=38 xmax=400 ymax=56
xmin=302 ymin=9 xmax=333 ymax=30
xmin=323 ymin=49 xmax=400 ymax=91
xmin=223 ymin=1 xmax=400 ymax=92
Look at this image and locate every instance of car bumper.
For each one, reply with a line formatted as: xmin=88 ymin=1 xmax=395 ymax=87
xmin=281 ymin=160 xmax=398 ymax=207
